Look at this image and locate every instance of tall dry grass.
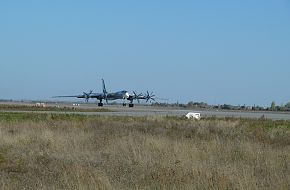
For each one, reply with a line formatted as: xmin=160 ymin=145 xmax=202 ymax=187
xmin=0 ymin=113 xmax=289 ymax=189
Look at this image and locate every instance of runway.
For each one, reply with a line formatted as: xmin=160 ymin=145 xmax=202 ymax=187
xmin=2 ymin=103 xmax=290 ymax=120
xmin=93 ymin=106 xmax=290 ymax=120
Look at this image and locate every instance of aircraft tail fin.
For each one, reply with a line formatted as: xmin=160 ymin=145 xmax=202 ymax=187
xmin=102 ymin=78 xmax=108 ymax=103
xmin=102 ymin=78 xmax=107 ymax=95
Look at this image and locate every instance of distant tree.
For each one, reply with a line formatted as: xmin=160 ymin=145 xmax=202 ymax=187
xmin=187 ymin=101 xmax=194 ymax=107
xmin=270 ymin=101 xmax=276 ymax=111
xmin=285 ymin=102 xmax=290 ymax=108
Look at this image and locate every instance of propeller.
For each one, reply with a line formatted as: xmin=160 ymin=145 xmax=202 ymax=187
xmin=83 ymin=90 xmax=93 ymax=102
xmin=133 ymin=91 xmax=143 ymax=103
xmin=102 ymin=92 xmax=108 ymax=104
xmin=104 ymin=93 xmax=108 ymax=104
xmin=145 ymin=91 xmax=155 ymax=102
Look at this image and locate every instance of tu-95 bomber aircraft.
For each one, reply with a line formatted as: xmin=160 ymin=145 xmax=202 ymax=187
xmin=53 ymin=79 xmax=156 ymax=107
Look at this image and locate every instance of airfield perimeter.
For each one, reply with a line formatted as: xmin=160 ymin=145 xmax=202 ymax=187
xmin=1 ymin=102 xmax=290 ymax=120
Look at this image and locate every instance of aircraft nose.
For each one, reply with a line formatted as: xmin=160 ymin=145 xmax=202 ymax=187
xmin=125 ymin=92 xmax=130 ymax=99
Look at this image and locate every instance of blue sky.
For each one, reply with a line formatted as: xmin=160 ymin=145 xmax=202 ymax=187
xmin=0 ymin=0 xmax=289 ymax=106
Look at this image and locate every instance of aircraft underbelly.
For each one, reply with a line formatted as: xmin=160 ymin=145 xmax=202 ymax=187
xmin=107 ymin=95 xmax=123 ymax=100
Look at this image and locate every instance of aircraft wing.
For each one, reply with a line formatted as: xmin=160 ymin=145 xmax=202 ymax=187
xmin=127 ymin=91 xmax=168 ymax=102
xmin=127 ymin=95 xmax=145 ymax=100
xmin=52 ymin=95 xmax=86 ymax=98
xmin=53 ymin=92 xmax=105 ymax=99
xmin=127 ymin=93 xmax=146 ymax=103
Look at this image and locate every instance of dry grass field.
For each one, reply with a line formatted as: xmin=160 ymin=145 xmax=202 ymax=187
xmin=0 ymin=104 xmax=111 ymax=112
xmin=0 ymin=112 xmax=289 ymax=189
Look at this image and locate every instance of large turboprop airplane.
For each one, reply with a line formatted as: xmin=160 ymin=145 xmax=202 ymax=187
xmin=53 ymin=79 xmax=160 ymax=107
xmin=53 ymin=79 xmax=130 ymax=107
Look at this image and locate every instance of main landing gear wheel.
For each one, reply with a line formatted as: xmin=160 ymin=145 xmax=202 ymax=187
xmin=129 ymin=103 xmax=134 ymax=108
xmin=98 ymin=103 xmax=103 ymax=107
xmin=122 ymin=103 xmax=126 ymax=107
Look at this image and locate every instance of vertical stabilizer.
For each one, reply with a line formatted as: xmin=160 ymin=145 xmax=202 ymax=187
xmin=102 ymin=79 xmax=108 ymax=104
xmin=102 ymin=79 xmax=107 ymax=94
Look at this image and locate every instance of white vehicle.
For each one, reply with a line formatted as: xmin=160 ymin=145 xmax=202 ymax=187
xmin=186 ymin=112 xmax=201 ymax=120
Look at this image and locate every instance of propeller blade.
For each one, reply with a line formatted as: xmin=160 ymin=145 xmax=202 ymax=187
xmin=132 ymin=91 xmax=139 ymax=103
xmin=144 ymin=91 xmax=156 ymax=103
xmin=83 ymin=90 xmax=93 ymax=103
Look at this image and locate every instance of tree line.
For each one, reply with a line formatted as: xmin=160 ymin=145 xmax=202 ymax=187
xmin=152 ymin=101 xmax=290 ymax=112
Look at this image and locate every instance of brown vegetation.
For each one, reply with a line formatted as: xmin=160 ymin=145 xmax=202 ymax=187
xmin=0 ymin=113 xmax=289 ymax=189
xmin=0 ymin=104 xmax=111 ymax=112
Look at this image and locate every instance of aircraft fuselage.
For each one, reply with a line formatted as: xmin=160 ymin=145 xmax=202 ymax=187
xmin=106 ymin=90 xmax=130 ymax=100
